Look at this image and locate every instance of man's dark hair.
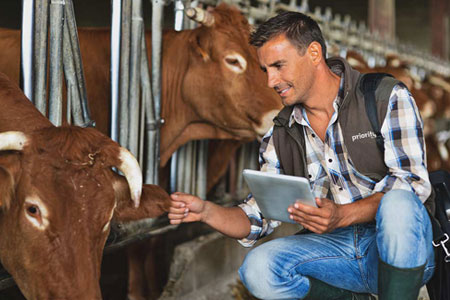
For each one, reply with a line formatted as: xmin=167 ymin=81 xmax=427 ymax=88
xmin=249 ymin=11 xmax=327 ymax=58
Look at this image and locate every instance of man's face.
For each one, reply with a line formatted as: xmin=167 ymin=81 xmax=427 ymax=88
xmin=257 ymin=34 xmax=315 ymax=106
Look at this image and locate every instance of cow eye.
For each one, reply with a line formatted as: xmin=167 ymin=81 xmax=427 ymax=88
xmin=26 ymin=204 xmax=40 ymax=216
xmin=223 ymin=53 xmax=247 ymax=74
xmin=225 ymin=57 xmax=240 ymax=66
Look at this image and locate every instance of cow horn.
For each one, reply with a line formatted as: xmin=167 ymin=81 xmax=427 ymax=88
xmin=116 ymin=147 xmax=142 ymax=208
xmin=0 ymin=131 xmax=28 ymax=151
xmin=186 ymin=7 xmax=215 ymax=27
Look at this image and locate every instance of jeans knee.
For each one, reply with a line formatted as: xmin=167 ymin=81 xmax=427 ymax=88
xmin=377 ymin=189 xmax=423 ymax=228
xmin=238 ymin=246 xmax=279 ymax=299
xmin=376 ymin=189 xmax=431 ymax=267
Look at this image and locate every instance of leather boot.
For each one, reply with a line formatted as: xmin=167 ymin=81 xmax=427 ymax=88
xmin=378 ymin=259 xmax=425 ymax=300
xmin=304 ymin=277 xmax=376 ymax=300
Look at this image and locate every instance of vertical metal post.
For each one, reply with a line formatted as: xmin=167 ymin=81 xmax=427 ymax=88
xmin=141 ymin=29 xmax=157 ymax=184
xmin=151 ymin=0 xmax=164 ymax=185
xmin=128 ymin=0 xmax=144 ymax=158
xmin=110 ymin=0 xmax=122 ymax=141
xmin=62 ymin=18 xmax=84 ymax=125
xmin=119 ymin=0 xmax=131 ymax=147
xmin=64 ymin=0 xmax=92 ymax=126
xmin=196 ymin=140 xmax=208 ymax=199
xmin=21 ymin=0 xmax=34 ymax=100
xmin=48 ymin=0 xmax=65 ymax=126
xmin=174 ymin=0 xmax=184 ymax=31
xmin=33 ymin=0 xmax=49 ymax=115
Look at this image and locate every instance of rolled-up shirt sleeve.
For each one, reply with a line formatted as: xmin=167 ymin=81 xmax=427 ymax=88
xmin=237 ymin=126 xmax=282 ymax=247
xmin=373 ymin=84 xmax=431 ymax=202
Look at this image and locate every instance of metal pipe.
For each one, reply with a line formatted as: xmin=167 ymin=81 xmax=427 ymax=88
xmin=140 ymin=28 xmax=158 ymax=184
xmin=170 ymin=151 xmax=178 ymax=192
xmin=128 ymin=0 xmax=143 ymax=158
xmin=183 ymin=141 xmax=193 ymax=194
xmin=119 ymin=0 xmax=131 ymax=147
xmin=174 ymin=0 xmax=185 ymax=31
xmin=110 ymin=0 xmax=121 ymax=141
xmin=151 ymin=0 xmax=164 ymax=184
xmin=176 ymin=145 xmax=186 ymax=192
xmin=190 ymin=141 xmax=198 ymax=195
xmin=62 ymin=18 xmax=84 ymax=125
xmin=33 ymin=0 xmax=49 ymax=115
xmin=48 ymin=0 xmax=65 ymax=126
xmin=196 ymin=140 xmax=208 ymax=199
xmin=64 ymin=0 xmax=92 ymax=127
xmin=21 ymin=0 xmax=34 ymax=101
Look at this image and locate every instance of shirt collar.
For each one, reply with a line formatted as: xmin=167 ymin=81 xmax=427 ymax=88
xmin=288 ymin=72 xmax=345 ymax=127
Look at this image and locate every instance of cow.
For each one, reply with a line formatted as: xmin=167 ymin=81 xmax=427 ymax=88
xmin=0 ymin=4 xmax=281 ymax=191
xmin=0 ymin=71 xmax=171 ymax=299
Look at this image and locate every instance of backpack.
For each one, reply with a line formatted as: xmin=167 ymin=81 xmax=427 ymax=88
xmin=361 ymin=73 xmax=450 ymax=300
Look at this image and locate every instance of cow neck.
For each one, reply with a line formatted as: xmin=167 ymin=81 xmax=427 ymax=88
xmin=0 ymin=73 xmax=53 ymax=133
xmin=158 ymin=29 xmax=197 ymax=165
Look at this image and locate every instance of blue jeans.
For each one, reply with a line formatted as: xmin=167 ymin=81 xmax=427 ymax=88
xmin=238 ymin=190 xmax=436 ymax=299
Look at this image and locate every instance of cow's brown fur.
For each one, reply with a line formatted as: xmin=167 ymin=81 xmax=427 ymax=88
xmin=0 ymin=72 xmax=170 ymax=299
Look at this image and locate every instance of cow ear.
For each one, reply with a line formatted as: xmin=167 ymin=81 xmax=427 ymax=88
xmin=112 ymin=175 xmax=171 ymax=222
xmin=0 ymin=166 xmax=15 ymax=210
xmin=190 ymin=31 xmax=211 ymax=62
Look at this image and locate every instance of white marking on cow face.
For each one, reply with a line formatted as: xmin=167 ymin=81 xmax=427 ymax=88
xmin=223 ymin=53 xmax=247 ymax=74
xmin=253 ymin=109 xmax=281 ymax=139
xmin=24 ymin=195 xmax=49 ymax=230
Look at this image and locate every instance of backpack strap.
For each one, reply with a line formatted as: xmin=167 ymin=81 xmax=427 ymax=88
xmin=359 ymin=73 xmax=393 ymax=155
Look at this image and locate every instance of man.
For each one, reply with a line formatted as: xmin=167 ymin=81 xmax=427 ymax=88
xmin=168 ymin=11 xmax=435 ymax=300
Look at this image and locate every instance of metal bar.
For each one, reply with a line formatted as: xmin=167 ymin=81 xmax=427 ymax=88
xmin=196 ymin=140 xmax=208 ymax=199
xmin=170 ymin=151 xmax=178 ymax=192
xmin=64 ymin=0 xmax=93 ymax=127
xmin=140 ymin=28 xmax=158 ymax=184
xmin=66 ymin=82 xmax=72 ymax=124
xmin=110 ymin=0 xmax=121 ymax=141
xmin=176 ymin=145 xmax=186 ymax=192
xmin=190 ymin=141 xmax=197 ymax=195
xmin=128 ymin=0 xmax=143 ymax=158
xmin=62 ymin=13 xmax=84 ymax=125
xmin=151 ymin=0 xmax=164 ymax=185
xmin=33 ymin=0 xmax=49 ymax=115
xmin=119 ymin=0 xmax=131 ymax=147
xmin=21 ymin=0 xmax=34 ymax=100
xmin=48 ymin=0 xmax=65 ymax=126
xmin=174 ymin=0 xmax=184 ymax=31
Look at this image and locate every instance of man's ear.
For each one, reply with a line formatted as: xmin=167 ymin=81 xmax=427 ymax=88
xmin=307 ymin=41 xmax=322 ymax=65
xmin=0 ymin=166 xmax=15 ymax=210
xmin=113 ymin=175 xmax=171 ymax=223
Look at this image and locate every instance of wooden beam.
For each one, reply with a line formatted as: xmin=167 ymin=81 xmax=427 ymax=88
xmin=368 ymin=0 xmax=395 ymax=41
xmin=431 ymin=0 xmax=449 ymax=59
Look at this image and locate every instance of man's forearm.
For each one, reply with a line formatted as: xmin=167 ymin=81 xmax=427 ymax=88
xmin=202 ymin=201 xmax=252 ymax=239
xmin=338 ymin=192 xmax=383 ymax=227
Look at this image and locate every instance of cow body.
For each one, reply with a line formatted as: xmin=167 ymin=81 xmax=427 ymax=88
xmin=0 ymin=4 xmax=281 ymax=187
xmin=0 ymin=72 xmax=170 ymax=299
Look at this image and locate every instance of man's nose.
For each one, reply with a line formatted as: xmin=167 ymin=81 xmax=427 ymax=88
xmin=267 ymin=70 xmax=279 ymax=89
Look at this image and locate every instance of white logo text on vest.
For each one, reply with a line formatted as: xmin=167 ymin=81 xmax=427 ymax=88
xmin=352 ymin=131 xmax=377 ymax=142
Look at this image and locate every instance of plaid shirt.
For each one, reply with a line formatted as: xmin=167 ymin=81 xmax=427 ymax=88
xmin=238 ymin=76 xmax=431 ymax=247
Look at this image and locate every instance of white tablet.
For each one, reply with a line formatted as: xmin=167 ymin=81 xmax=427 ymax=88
xmin=242 ymin=169 xmax=317 ymax=223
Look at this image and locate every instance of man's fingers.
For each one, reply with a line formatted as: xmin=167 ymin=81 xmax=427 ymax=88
xmin=169 ymin=206 xmax=188 ymax=214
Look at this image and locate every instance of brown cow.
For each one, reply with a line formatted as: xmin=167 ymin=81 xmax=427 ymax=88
xmin=0 ymin=71 xmax=170 ymax=299
xmin=0 ymin=4 xmax=281 ymax=190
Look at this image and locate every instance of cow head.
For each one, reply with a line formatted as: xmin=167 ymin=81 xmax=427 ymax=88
xmin=159 ymin=4 xmax=282 ymax=166
xmin=0 ymin=126 xmax=170 ymax=299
